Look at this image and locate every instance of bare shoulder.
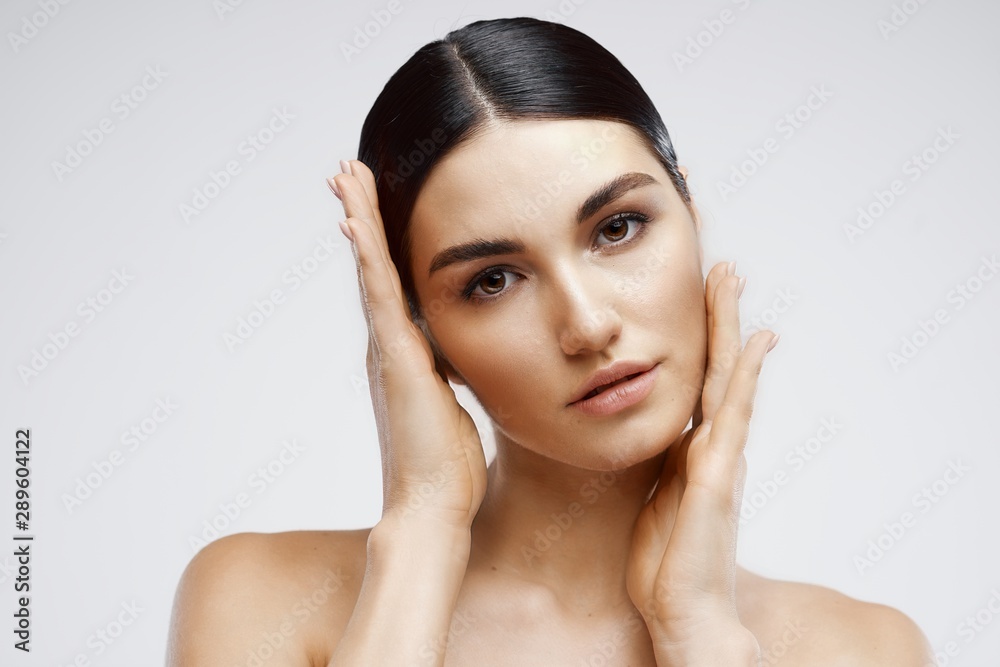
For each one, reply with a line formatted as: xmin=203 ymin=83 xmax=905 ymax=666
xmin=737 ymin=566 xmax=934 ymax=666
xmin=166 ymin=529 xmax=370 ymax=666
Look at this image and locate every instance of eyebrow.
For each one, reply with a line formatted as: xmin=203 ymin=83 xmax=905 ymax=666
xmin=427 ymin=171 xmax=660 ymax=276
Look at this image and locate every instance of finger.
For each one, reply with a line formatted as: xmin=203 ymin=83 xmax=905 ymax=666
xmin=343 ymin=159 xmax=389 ymax=250
xmin=332 ymin=164 xmax=390 ymax=275
xmin=692 ymin=263 xmax=727 ymax=431
xmin=659 ymin=435 xmax=694 ymax=521
xmin=703 ymin=261 xmax=732 ymax=346
xmin=702 ymin=270 xmax=745 ymax=422
xmin=657 ymin=424 xmax=691 ymax=493
xmin=695 ymin=330 xmax=776 ymax=489
xmin=703 ymin=261 xmax=730 ymax=332
xmin=701 ymin=261 xmax=730 ymax=416
xmin=331 ymin=162 xmax=405 ymax=309
xmin=346 ymin=215 xmax=434 ymax=378
xmin=348 ymin=159 xmax=406 ymax=309
xmin=647 ymin=466 xmax=683 ymax=541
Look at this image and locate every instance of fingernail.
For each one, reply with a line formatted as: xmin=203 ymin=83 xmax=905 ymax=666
xmin=727 ymin=260 xmax=737 ymax=276
xmin=736 ymin=275 xmax=746 ymax=298
xmin=327 ymin=177 xmax=342 ymax=200
xmin=339 ymin=219 xmax=354 ymax=243
xmin=766 ymin=333 xmax=780 ymax=353
xmin=340 ymin=159 xmax=352 ymax=175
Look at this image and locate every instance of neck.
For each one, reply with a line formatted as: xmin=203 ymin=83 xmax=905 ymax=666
xmin=468 ymin=430 xmax=668 ymax=616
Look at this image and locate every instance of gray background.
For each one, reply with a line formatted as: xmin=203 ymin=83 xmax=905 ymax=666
xmin=1 ymin=0 xmax=998 ymax=663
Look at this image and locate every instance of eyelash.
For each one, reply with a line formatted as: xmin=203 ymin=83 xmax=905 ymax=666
xmin=460 ymin=211 xmax=654 ymax=304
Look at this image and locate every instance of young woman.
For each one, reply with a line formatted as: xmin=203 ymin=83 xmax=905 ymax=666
xmin=167 ymin=17 xmax=933 ymax=666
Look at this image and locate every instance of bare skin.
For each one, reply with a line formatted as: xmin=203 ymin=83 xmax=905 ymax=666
xmin=167 ymin=531 xmax=930 ymax=665
xmin=167 ymin=120 xmax=933 ymax=666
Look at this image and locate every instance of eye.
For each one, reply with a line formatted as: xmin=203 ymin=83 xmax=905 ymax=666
xmin=461 ymin=211 xmax=654 ymax=304
xmin=594 ymin=211 xmax=652 ymax=247
xmin=462 ymin=266 xmax=520 ymax=304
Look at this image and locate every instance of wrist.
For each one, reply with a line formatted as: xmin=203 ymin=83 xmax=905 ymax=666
xmin=331 ymin=511 xmax=472 ymax=664
xmin=370 ymin=510 xmax=472 ymax=567
xmin=652 ymin=624 xmax=760 ymax=667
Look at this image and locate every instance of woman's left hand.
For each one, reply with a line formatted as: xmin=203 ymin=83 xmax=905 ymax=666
xmin=625 ymin=260 xmax=778 ymax=665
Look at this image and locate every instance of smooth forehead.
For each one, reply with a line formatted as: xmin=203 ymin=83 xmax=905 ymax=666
xmin=409 ymin=119 xmax=664 ymax=263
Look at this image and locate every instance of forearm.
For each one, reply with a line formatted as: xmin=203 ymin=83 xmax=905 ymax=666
xmin=327 ymin=513 xmax=471 ymax=666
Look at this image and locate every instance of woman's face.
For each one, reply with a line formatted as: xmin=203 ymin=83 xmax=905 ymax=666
xmin=408 ymin=119 xmax=707 ymax=470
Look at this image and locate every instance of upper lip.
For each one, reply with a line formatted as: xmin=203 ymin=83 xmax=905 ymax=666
xmin=568 ymin=360 xmax=658 ymax=405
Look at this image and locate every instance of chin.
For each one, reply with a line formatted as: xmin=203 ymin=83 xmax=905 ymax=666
xmin=613 ymin=387 xmax=696 ymax=459
xmin=608 ymin=424 xmax=686 ymax=470
xmin=553 ymin=413 xmax=690 ymax=472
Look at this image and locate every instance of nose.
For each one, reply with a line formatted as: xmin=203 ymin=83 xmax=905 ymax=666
xmin=555 ymin=265 xmax=624 ymax=356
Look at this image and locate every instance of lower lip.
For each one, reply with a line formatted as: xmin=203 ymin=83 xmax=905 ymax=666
xmin=570 ymin=364 xmax=660 ymax=417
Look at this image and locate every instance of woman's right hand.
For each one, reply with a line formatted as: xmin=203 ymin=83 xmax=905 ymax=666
xmin=329 ymin=158 xmax=488 ymax=534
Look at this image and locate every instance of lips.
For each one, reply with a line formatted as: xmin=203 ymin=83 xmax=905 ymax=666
xmin=569 ymin=360 xmax=658 ymax=405
xmin=583 ymin=372 xmax=643 ymax=400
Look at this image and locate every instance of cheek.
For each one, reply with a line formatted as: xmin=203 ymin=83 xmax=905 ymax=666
xmin=430 ymin=311 xmax=545 ymax=417
xmin=673 ymin=275 xmax=709 ymax=402
xmin=634 ymin=253 xmax=707 ymax=397
xmin=630 ymin=238 xmax=705 ymax=335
